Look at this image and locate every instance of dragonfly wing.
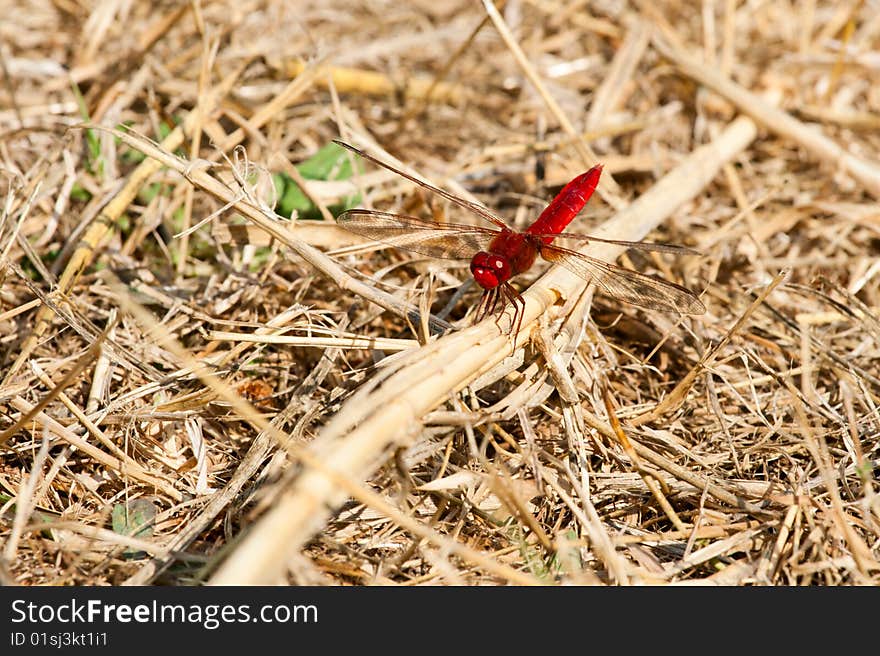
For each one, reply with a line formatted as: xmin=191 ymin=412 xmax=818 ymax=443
xmin=334 ymin=140 xmax=512 ymax=230
xmin=540 ymin=242 xmax=706 ymax=314
xmin=337 ymin=209 xmax=498 ymax=260
xmin=532 ymin=231 xmax=701 ymax=256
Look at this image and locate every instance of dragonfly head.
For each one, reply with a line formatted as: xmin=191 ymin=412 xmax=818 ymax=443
xmin=470 ymin=251 xmax=511 ymax=290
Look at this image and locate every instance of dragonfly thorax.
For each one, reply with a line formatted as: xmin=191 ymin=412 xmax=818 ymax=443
xmin=470 ymin=251 xmax=512 ymax=290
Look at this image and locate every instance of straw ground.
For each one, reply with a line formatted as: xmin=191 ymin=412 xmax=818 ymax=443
xmin=1 ymin=1 xmax=879 ymax=585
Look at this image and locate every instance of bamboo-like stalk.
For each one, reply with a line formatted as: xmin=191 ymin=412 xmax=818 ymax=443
xmin=281 ymin=59 xmax=470 ymax=106
xmin=208 ymin=114 xmax=759 ymax=585
xmin=652 ymin=31 xmax=880 ymax=199
xmin=585 ymin=20 xmax=650 ymax=130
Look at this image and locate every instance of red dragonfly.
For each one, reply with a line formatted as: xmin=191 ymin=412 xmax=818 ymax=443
xmin=334 ymin=140 xmax=705 ymax=335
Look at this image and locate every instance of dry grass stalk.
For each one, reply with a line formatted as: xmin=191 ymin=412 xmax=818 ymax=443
xmin=585 ymin=19 xmax=650 ymax=131
xmin=3 ymin=67 xmax=244 ymax=383
xmin=105 ymin=125 xmax=452 ymax=331
xmin=652 ymin=31 xmax=880 ymax=198
xmin=282 ymin=59 xmax=471 ymax=107
xmin=2 ymin=0 xmax=879 ymax=587
xmin=482 ymin=0 xmax=624 ymax=206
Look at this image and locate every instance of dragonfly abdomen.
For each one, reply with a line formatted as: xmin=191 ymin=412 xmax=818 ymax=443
xmin=526 ymin=164 xmax=603 ymax=242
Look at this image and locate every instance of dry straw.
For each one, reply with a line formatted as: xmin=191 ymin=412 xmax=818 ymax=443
xmin=2 ymin=0 xmax=879 ymax=586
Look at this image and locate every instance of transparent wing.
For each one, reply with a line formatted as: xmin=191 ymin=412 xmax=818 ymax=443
xmin=540 ymin=242 xmax=706 ymax=314
xmin=337 ymin=209 xmax=499 ymax=260
xmin=532 ymin=231 xmax=701 ymax=256
xmin=334 ymin=140 xmax=511 ymax=230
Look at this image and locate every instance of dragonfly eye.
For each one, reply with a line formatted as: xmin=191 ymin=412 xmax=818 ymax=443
xmin=470 ymin=252 xmax=510 ymax=290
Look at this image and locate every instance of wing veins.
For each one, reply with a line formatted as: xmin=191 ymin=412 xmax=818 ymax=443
xmin=531 ymin=232 xmax=700 ymax=256
xmin=540 ymin=242 xmax=705 ymax=314
xmin=338 ymin=209 xmax=499 ymax=260
xmin=334 ymin=140 xmax=510 ymax=230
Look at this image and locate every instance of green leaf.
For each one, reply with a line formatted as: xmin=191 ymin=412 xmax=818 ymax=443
xmin=0 ymin=493 xmax=55 ymax=538
xmin=70 ymin=183 xmax=92 ymax=202
xmin=71 ymin=81 xmax=102 ymax=176
xmin=275 ymin=141 xmax=362 ymax=220
xmin=111 ymin=498 xmax=157 ymax=559
xmin=116 ymin=119 xmax=180 ymax=164
xmin=137 ymin=181 xmax=167 ymax=204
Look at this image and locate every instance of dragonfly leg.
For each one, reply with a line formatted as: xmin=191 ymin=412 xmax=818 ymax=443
xmin=473 ymin=287 xmax=525 ymax=336
xmin=500 ymin=282 xmax=525 ymax=337
xmin=490 ymin=292 xmax=506 ymax=332
xmin=474 ymin=288 xmax=497 ymax=324
xmin=488 ymin=287 xmax=500 ymax=318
